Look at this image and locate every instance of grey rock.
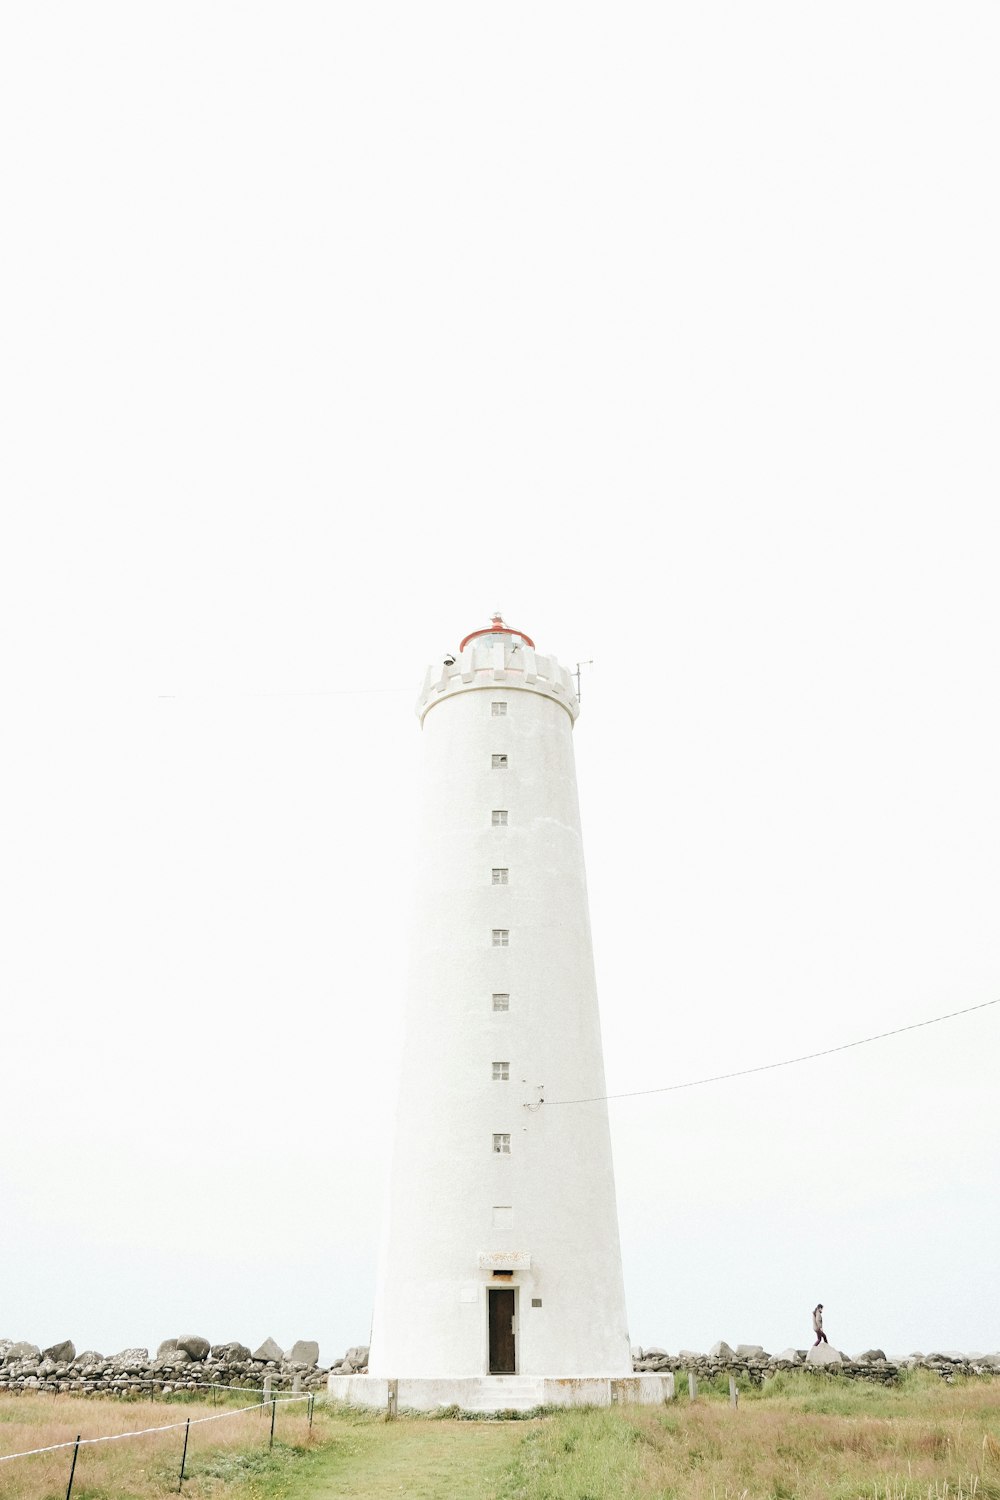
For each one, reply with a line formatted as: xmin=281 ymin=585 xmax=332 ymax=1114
xmin=72 ymin=1350 xmax=103 ymax=1367
xmin=6 ymin=1343 xmax=40 ymax=1362
xmin=678 ymin=1350 xmax=702 ymax=1361
xmin=253 ymin=1337 xmax=284 ymax=1363
xmin=708 ymin=1341 xmax=735 ymax=1360
xmin=159 ymin=1349 xmax=190 ymax=1367
xmin=345 ymin=1346 xmax=368 ymax=1369
xmin=927 ymin=1350 xmax=965 ymax=1363
xmin=857 ymin=1348 xmax=887 ymax=1362
xmin=37 ymin=1358 xmax=57 ymax=1377
xmin=806 ymin=1342 xmax=843 ymax=1366
xmin=42 ymin=1341 xmax=76 ymax=1364
xmin=772 ymin=1348 xmax=804 ymax=1363
xmin=736 ymin=1344 xmax=767 ymax=1359
xmin=644 ymin=1346 xmax=668 ymax=1357
xmin=177 ymin=1335 xmax=210 ymax=1361
xmin=111 ymin=1348 xmax=149 ymax=1372
xmin=157 ymin=1340 xmax=179 ymax=1359
xmin=212 ymin=1343 xmax=251 ymax=1362
xmin=289 ymin=1340 xmax=320 ymax=1367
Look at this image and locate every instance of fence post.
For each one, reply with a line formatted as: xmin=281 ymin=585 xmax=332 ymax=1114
xmin=269 ymin=1398 xmax=277 ymax=1450
xmin=262 ymin=1374 xmax=271 ymax=1413
xmin=292 ymin=1373 xmax=301 ymax=1394
xmin=688 ymin=1371 xmax=698 ymax=1400
xmin=729 ymin=1375 xmax=738 ymax=1408
xmin=387 ymin=1380 xmax=398 ymax=1422
xmin=178 ymin=1417 xmax=191 ymax=1491
xmin=308 ymin=1393 xmax=315 ymax=1430
xmin=65 ymin=1435 xmax=81 ymax=1500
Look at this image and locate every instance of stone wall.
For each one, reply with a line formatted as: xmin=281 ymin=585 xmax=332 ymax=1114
xmin=632 ymin=1341 xmax=1000 ymax=1386
xmin=0 ymin=1336 xmax=369 ymax=1398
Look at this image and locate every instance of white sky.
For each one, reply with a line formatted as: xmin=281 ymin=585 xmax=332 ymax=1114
xmin=2 ymin=2 xmax=998 ymax=1367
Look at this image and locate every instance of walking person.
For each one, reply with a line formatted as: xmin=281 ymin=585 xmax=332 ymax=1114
xmin=812 ymin=1304 xmax=828 ymax=1346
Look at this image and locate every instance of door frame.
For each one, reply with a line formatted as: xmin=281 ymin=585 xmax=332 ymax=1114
xmin=486 ymin=1283 xmax=519 ymax=1375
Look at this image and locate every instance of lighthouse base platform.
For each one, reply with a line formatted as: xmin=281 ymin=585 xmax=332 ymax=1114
xmin=326 ymin=1373 xmax=675 ymax=1413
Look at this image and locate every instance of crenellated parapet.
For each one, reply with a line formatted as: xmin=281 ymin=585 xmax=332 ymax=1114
xmin=417 ymin=634 xmax=579 ymax=725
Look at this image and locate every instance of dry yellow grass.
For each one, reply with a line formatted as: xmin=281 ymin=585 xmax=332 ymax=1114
xmin=3 ymin=1373 xmax=1000 ymax=1500
xmin=0 ymin=1390 xmax=315 ymax=1499
xmin=492 ymin=1373 xmax=1000 ymax=1500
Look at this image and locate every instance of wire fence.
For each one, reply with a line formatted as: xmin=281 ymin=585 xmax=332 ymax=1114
xmin=0 ymin=1389 xmax=317 ymax=1498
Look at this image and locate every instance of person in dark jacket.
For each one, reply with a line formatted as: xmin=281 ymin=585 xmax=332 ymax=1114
xmin=812 ymin=1304 xmax=828 ymax=1345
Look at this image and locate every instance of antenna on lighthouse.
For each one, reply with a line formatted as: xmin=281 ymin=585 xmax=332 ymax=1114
xmin=573 ymin=660 xmax=593 ymax=701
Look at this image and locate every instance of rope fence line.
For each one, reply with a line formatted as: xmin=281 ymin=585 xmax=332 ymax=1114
xmin=0 ymin=1393 xmax=314 ymax=1465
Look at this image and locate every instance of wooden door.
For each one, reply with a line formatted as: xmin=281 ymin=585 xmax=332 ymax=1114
xmin=488 ymin=1288 xmax=516 ymax=1373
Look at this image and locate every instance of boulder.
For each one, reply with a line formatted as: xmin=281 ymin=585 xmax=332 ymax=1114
xmin=111 ymin=1348 xmax=149 ymax=1372
xmin=5 ymin=1343 xmax=40 ymax=1362
xmin=927 ymin=1351 xmax=965 ymax=1363
xmin=678 ymin=1350 xmax=702 ymax=1361
xmin=736 ymin=1344 xmax=767 ymax=1359
xmin=857 ymin=1348 xmax=887 ymax=1362
xmin=708 ymin=1341 xmax=735 ymax=1360
xmin=212 ymin=1343 xmax=251 ymax=1362
xmin=253 ymin=1337 xmax=284 ymax=1363
xmin=806 ymin=1343 xmax=843 ymax=1366
xmin=772 ymin=1348 xmax=803 ymax=1363
xmin=644 ymin=1346 xmax=668 ymax=1357
xmin=289 ymin=1340 xmax=320 ymax=1367
xmin=157 ymin=1340 xmax=179 ymax=1359
xmin=42 ymin=1341 xmax=76 ymax=1364
xmin=72 ymin=1351 xmax=103 ymax=1367
xmin=177 ymin=1335 xmax=210 ymax=1361
xmin=344 ymin=1346 xmax=368 ymax=1370
xmin=161 ymin=1349 xmax=190 ymax=1366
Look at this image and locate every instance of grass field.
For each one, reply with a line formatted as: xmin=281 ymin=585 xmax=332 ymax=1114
xmin=2 ymin=1371 xmax=999 ymax=1500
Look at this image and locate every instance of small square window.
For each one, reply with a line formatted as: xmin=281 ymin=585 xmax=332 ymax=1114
xmin=492 ymin=929 xmax=509 ymax=947
xmin=492 ymin=993 xmax=510 ymax=1011
xmin=492 ymin=1061 xmax=510 ymax=1080
xmin=492 ymin=810 xmax=508 ymax=827
xmin=492 ymin=868 xmax=509 ymax=885
xmin=491 ymin=702 xmax=507 ymax=717
xmin=491 ymin=753 xmax=508 ymax=769
xmin=492 ymin=1133 xmax=511 ymax=1154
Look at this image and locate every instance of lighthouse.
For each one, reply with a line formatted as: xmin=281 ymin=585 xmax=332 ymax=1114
xmin=332 ymin=617 xmax=672 ymax=1411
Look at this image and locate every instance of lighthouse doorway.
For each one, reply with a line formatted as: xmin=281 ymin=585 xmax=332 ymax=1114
xmin=488 ymin=1288 xmax=517 ymax=1374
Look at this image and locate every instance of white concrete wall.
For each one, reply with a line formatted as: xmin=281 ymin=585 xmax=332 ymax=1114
xmin=368 ymin=633 xmax=631 ymax=1378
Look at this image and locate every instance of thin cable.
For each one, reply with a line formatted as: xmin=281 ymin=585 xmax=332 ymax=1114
xmin=543 ymin=996 xmax=1000 ymax=1106
xmin=0 ymin=1397 xmax=312 ymax=1464
xmin=157 ymin=687 xmax=410 ymax=699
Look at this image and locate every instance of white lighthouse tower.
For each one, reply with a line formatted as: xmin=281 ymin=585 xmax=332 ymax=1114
xmin=332 ymin=616 xmax=671 ymax=1411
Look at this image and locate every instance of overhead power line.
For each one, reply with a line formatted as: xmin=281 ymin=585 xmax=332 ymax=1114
xmin=542 ymin=996 xmax=1000 ymax=1106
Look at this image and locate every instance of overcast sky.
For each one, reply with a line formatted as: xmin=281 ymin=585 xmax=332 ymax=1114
xmin=2 ymin=2 xmax=998 ymax=1368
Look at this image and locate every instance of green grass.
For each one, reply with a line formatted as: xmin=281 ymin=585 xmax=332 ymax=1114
xmin=4 ymin=1375 xmax=1000 ymax=1500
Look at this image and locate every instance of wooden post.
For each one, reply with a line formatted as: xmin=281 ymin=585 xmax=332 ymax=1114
xmin=387 ymin=1379 xmax=398 ymax=1422
xmin=262 ymin=1374 xmax=272 ymax=1411
xmin=729 ymin=1375 xmax=738 ymax=1408
xmin=269 ymin=1399 xmax=277 ymax=1450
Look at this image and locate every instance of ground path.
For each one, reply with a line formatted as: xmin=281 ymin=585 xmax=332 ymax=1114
xmin=280 ymin=1416 xmax=534 ymax=1500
